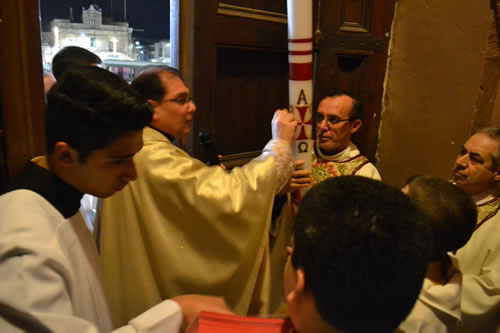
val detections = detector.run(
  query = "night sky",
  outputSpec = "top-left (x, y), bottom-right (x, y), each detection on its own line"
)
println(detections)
top-left (39, 0), bottom-right (170, 42)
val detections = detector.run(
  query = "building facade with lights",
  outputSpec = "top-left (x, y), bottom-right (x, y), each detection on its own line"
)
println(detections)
top-left (41, 4), bottom-right (133, 65)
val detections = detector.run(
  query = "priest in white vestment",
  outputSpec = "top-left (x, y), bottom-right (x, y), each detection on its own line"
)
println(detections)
top-left (452, 128), bottom-right (500, 333)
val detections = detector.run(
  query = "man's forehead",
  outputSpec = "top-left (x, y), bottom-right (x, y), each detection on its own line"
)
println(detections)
top-left (92, 131), bottom-right (143, 158)
top-left (465, 133), bottom-right (500, 157)
top-left (159, 72), bottom-right (187, 92)
top-left (318, 95), bottom-right (353, 116)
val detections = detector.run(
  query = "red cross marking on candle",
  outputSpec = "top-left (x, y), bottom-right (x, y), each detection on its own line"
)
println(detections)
top-left (295, 105), bottom-right (312, 140)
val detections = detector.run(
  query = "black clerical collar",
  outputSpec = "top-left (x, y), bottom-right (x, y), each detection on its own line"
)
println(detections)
top-left (149, 125), bottom-right (175, 142)
top-left (2, 159), bottom-right (83, 218)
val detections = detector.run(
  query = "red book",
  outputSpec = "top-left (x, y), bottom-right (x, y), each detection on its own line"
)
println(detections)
top-left (186, 311), bottom-right (294, 333)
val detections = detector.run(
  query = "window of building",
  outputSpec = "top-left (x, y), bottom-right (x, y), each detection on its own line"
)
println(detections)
top-left (90, 19), bottom-right (96, 29)
top-left (90, 38), bottom-right (96, 48)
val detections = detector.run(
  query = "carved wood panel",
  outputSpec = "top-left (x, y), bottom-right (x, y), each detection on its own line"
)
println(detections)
top-left (179, 0), bottom-right (288, 162)
top-left (214, 47), bottom-right (288, 154)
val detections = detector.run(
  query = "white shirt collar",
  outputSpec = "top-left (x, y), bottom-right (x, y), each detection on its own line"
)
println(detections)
top-left (316, 141), bottom-right (360, 162)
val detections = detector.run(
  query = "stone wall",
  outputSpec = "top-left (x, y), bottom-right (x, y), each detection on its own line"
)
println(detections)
top-left (377, 0), bottom-right (492, 186)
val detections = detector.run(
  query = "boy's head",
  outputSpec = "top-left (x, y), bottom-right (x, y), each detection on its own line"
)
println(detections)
top-left (45, 66), bottom-right (152, 198)
top-left (403, 175), bottom-right (477, 260)
top-left (285, 176), bottom-right (432, 333)
top-left (52, 46), bottom-right (102, 80)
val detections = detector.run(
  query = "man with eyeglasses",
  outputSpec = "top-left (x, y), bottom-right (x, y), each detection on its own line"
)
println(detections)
top-left (277, 90), bottom-right (380, 197)
top-left (311, 90), bottom-right (381, 182)
top-left (269, 90), bottom-right (381, 313)
top-left (97, 65), bottom-right (298, 326)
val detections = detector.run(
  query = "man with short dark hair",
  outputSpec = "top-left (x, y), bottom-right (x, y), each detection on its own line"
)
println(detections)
top-left (312, 90), bottom-right (372, 178)
top-left (284, 90), bottom-right (381, 193)
top-left (452, 128), bottom-right (500, 332)
top-left (400, 175), bottom-right (477, 332)
top-left (271, 90), bottom-right (382, 312)
top-left (0, 66), bottom-right (230, 332)
top-left (51, 45), bottom-right (104, 230)
top-left (98, 65), bottom-right (297, 325)
top-left (284, 176), bottom-right (432, 333)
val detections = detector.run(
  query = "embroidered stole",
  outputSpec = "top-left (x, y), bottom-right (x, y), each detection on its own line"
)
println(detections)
top-left (475, 196), bottom-right (500, 230)
top-left (311, 151), bottom-right (369, 185)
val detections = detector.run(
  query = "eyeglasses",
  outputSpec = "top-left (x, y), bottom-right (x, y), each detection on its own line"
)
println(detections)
top-left (161, 95), bottom-right (193, 106)
top-left (314, 112), bottom-right (355, 126)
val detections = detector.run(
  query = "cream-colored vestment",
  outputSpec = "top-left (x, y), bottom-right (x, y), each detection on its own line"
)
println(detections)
top-left (99, 127), bottom-right (293, 326)
top-left (456, 193), bottom-right (500, 333)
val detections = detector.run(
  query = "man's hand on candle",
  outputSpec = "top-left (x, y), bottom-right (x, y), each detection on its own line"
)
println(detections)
top-left (272, 109), bottom-right (298, 145)
top-left (277, 159), bottom-right (313, 196)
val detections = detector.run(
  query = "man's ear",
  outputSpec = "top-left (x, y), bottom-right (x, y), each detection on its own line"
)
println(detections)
top-left (285, 268), bottom-right (306, 304)
top-left (351, 119), bottom-right (362, 134)
top-left (494, 170), bottom-right (500, 183)
top-left (53, 142), bottom-right (78, 166)
top-left (147, 99), bottom-right (161, 123)
top-left (493, 172), bottom-right (500, 197)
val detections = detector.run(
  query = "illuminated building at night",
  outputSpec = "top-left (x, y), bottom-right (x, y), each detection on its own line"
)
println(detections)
top-left (41, 4), bottom-right (133, 64)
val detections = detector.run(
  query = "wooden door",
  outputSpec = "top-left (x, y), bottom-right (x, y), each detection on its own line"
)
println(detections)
top-left (0, 0), bottom-right (46, 185)
top-left (175, 0), bottom-right (396, 165)
top-left (174, 0), bottom-right (289, 167)
top-left (315, 0), bottom-right (396, 162)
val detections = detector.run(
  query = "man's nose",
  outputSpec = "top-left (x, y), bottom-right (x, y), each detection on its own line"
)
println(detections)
top-left (189, 100), bottom-right (196, 113)
top-left (455, 154), bottom-right (468, 168)
top-left (317, 117), bottom-right (328, 130)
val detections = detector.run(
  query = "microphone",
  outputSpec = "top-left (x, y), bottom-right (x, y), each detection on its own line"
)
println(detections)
top-left (199, 131), bottom-right (220, 166)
